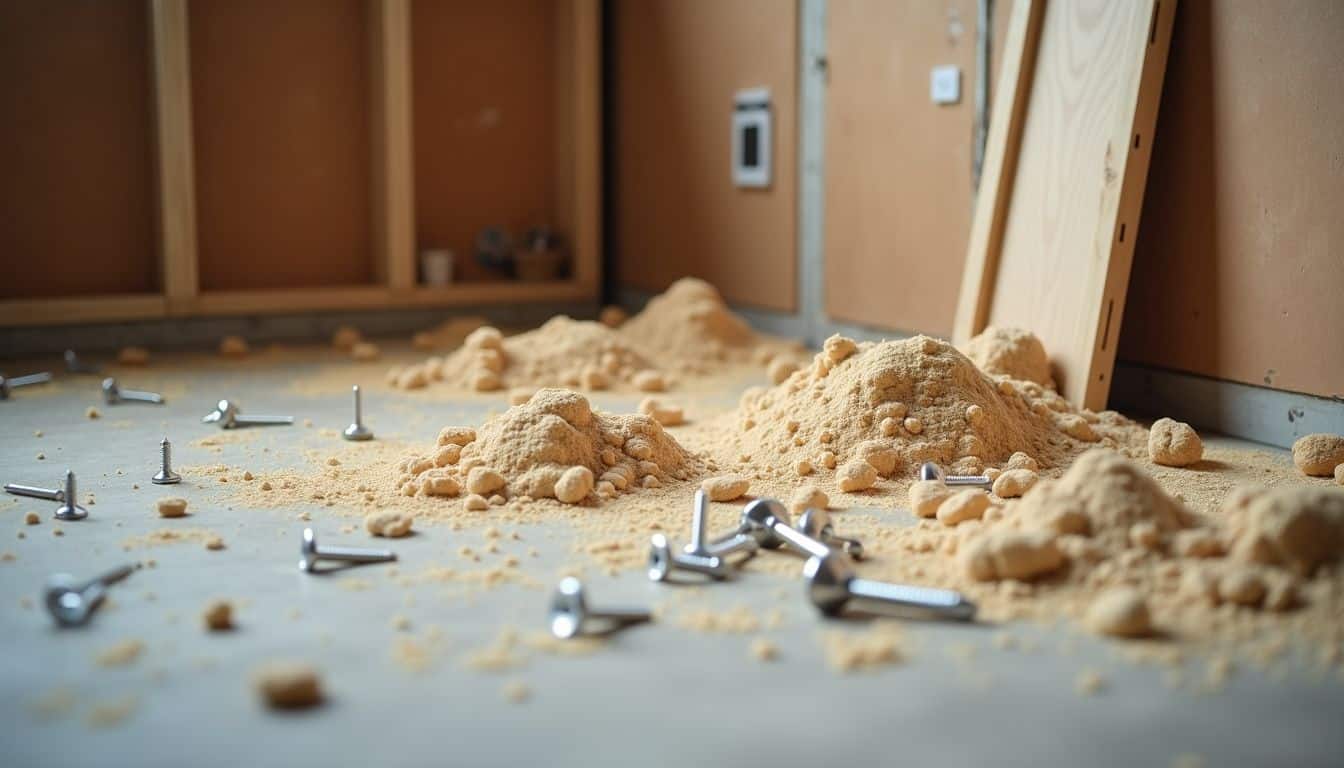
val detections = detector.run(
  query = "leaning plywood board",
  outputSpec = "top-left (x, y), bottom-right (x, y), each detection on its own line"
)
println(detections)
top-left (953, 0), bottom-right (1176, 411)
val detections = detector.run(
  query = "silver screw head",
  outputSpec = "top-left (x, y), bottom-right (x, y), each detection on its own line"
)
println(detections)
top-left (343, 424), bottom-right (373, 441)
top-left (919, 461), bottom-right (944, 482)
top-left (549, 577), bottom-right (589, 639)
top-left (299, 527), bottom-right (321, 572)
top-left (803, 552), bottom-right (859, 615)
top-left (101, 378), bottom-right (121, 404)
top-left (44, 564), bottom-right (135, 627)
top-left (647, 533), bottom-right (727, 582)
top-left (54, 470), bottom-right (87, 521)
top-left (0, 376), bottom-right (10, 399)
top-left (152, 437), bottom-right (180, 485)
top-left (741, 498), bottom-right (791, 548)
top-left (798, 508), bottom-right (865, 560)
top-left (203, 399), bottom-right (239, 428)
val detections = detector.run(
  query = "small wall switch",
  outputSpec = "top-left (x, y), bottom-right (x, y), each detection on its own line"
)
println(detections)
top-left (732, 87), bottom-right (772, 188)
top-left (930, 65), bottom-right (961, 105)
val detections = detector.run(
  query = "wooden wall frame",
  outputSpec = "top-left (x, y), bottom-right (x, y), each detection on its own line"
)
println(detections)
top-left (953, 0), bottom-right (1176, 411)
top-left (0, 0), bottom-right (601, 327)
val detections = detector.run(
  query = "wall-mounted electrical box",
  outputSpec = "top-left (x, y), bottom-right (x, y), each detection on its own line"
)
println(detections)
top-left (732, 87), bottom-right (772, 188)
top-left (930, 65), bottom-right (961, 105)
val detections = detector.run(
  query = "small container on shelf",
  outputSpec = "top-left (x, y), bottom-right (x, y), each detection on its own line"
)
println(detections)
top-left (419, 248), bottom-right (454, 285)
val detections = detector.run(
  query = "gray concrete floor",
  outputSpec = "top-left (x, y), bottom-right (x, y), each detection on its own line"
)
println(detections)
top-left (1, 347), bottom-right (1341, 767)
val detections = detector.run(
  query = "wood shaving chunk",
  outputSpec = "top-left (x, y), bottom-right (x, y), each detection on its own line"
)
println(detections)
top-left (555, 466), bottom-right (595, 504)
top-left (1148, 418), bottom-right (1204, 467)
top-left (853, 440), bottom-right (899, 476)
top-left (795, 459), bottom-right (814, 477)
top-left (1085, 588), bottom-right (1153, 637)
top-left (962, 531), bottom-right (1064, 581)
top-left (86, 406), bottom-right (101, 420)
top-left (422, 474), bottom-right (461, 497)
top-left (632, 370), bottom-right (667, 392)
top-left (909, 480), bottom-right (953, 518)
top-left (464, 494), bottom-right (490, 511)
top-left (202, 599), bottom-right (233, 631)
top-left (253, 662), bottom-right (323, 710)
top-left (790, 485), bottom-right (829, 515)
top-left (903, 417), bottom-right (923, 435)
top-left (1006, 452), bottom-right (1039, 472)
top-left (156, 497), bottom-right (188, 518)
top-left (366, 511), bottom-right (414, 538)
top-left (24, 512), bottom-right (39, 525)
top-left (749, 638), bottom-right (780, 662)
top-left (702, 475), bottom-right (750, 502)
top-left (992, 468), bottom-right (1039, 499)
top-left (638, 397), bottom-right (685, 426)
top-left (467, 467), bottom-right (507, 496)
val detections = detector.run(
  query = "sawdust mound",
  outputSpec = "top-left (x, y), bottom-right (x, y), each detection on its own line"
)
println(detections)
top-left (960, 326), bottom-right (1055, 389)
top-left (390, 316), bottom-right (664, 393)
top-left (398, 388), bottom-right (701, 503)
top-left (619, 277), bottom-right (804, 373)
top-left (729, 334), bottom-right (1146, 483)
top-left (1222, 484), bottom-right (1344, 575)
top-left (1014, 449), bottom-right (1193, 545)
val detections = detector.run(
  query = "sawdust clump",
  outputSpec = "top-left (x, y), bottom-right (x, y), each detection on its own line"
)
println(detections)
top-left (727, 335), bottom-right (1145, 490)
top-left (960, 326), bottom-right (1054, 388)
top-left (1149, 417), bottom-right (1203, 467)
top-left (398, 388), bottom-right (700, 504)
top-left (1222, 484), bottom-right (1344, 574)
top-left (1292, 433), bottom-right (1344, 477)
top-left (253, 662), bottom-right (324, 709)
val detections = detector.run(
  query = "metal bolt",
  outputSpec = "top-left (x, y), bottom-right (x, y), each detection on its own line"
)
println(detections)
top-left (202, 399), bottom-right (294, 429)
top-left (684, 489), bottom-right (761, 560)
top-left (342, 385), bottom-right (373, 441)
top-left (919, 461), bottom-right (992, 490)
top-left (102, 377), bottom-right (164, 405)
top-left (797, 507), bottom-right (865, 560)
top-left (298, 527), bottom-right (396, 573)
top-left (152, 437), bottom-right (181, 485)
top-left (739, 498), bottom-right (832, 559)
top-left (64, 349), bottom-right (100, 374)
top-left (54, 470), bottom-right (87, 521)
top-left (0, 371), bottom-right (52, 400)
top-left (45, 563), bottom-right (136, 627)
top-left (648, 533), bottom-right (729, 582)
top-left (804, 552), bottom-right (977, 621)
top-left (5, 481), bottom-right (64, 502)
top-left (548, 576), bottom-right (651, 639)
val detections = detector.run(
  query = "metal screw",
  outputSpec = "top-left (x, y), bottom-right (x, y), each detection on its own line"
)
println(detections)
top-left (64, 349), bottom-right (100, 374)
top-left (684, 489), bottom-right (761, 560)
top-left (342, 385), bottom-right (373, 441)
top-left (919, 461), bottom-right (992, 490)
top-left (54, 470), bottom-right (87, 521)
top-left (797, 508), bottom-right (865, 560)
top-left (45, 563), bottom-right (136, 627)
top-left (5, 480), bottom-right (63, 502)
top-left (298, 527), bottom-right (396, 573)
top-left (202, 399), bottom-right (294, 429)
top-left (739, 498), bottom-right (832, 559)
top-left (648, 533), bottom-right (729, 582)
top-left (548, 576), bottom-right (651, 639)
top-left (0, 371), bottom-right (52, 400)
top-left (804, 552), bottom-right (977, 621)
top-left (153, 437), bottom-right (181, 485)
top-left (102, 377), bottom-right (164, 405)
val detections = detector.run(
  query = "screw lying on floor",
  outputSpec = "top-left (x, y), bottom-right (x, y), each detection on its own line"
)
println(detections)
top-left (5, 481), bottom-right (64, 502)
top-left (804, 551), bottom-right (977, 621)
top-left (202, 399), bottom-right (294, 429)
top-left (64, 349), bottom-right (100, 374)
top-left (683, 489), bottom-right (759, 560)
top-left (342, 385), bottom-right (373, 441)
top-left (298, 527), bottom-right (396, 573)
top-left (0, 371), bottom-right (53, 400)
top-left (45, 563), bottom-right (137, 627)
top-left (548, 576), bottom-right (651, 640)
top-left (919, 461), bottom-right (993, 490)
top-left (102, 377), bottom-right (164, 405)
top-left (648, 533), bottom-right (729, 582)
top-left (54, 470), bottom-right (87, 521)
top-left (797, 508), bottom-right (865, 560)
top-left (739, 498), bottom-right (832, 559)
top-left (152, 437), bottom-right (181, 485)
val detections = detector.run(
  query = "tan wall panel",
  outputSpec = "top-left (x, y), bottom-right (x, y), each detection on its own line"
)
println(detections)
top-left (613, 0), bottom-right (797, 312)
top-left (411, 0), bottom-right (557, 283)
top-left (190, 0), bottom-right (374, 292)
top-left (823, 0), bottom-right (980, 337)
top-left (0, 1), bottom-right (157, 299)
top-left (1119, 0), bottom-right (1344, 398)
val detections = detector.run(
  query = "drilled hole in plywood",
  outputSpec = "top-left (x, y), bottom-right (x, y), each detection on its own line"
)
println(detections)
top-left (1133, 133), bottom-right (1141, 150)
top-left (1119, 223), bottom-right (1127, 243)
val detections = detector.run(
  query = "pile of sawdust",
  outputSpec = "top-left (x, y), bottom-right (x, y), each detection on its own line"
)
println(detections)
top-left (387, 317), bottom-right (667, 393)
top-left (394, 388), bottom-right (704, 506)
top-left (723, 333), bottom-right (1146, 490)
top-left (959, 326), bottom-right (1055, 388)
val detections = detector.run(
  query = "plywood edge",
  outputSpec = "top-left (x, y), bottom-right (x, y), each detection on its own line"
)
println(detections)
top-left (952, 0), bottom-right (1043, 346)
top-left (1078, 0), bottom-right (1177, 411)
top-left (150, 0), bottom-right (198, 301)
top-left (570, 0), bottom-right (602, 299)
top-left (370, 0), bottom-right (415, 290)
top-left (0, 295), bottom-right (168, 328)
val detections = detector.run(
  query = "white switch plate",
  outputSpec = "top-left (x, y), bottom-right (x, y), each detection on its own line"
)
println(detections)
top-left (930, 65), bottom-right (961, 105)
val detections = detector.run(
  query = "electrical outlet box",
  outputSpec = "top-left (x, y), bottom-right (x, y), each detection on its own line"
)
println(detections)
top-left (732, 87), bottom-right (772, 188)
top-left (930, 65), bottom-right (961, 105)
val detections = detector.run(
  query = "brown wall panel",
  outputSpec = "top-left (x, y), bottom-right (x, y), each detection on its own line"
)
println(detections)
top-left (1119, 0), bottom-right (1344, 398)
top-left (823, 0), bottom-right (983, 337)
top-left (0, 0), bottom-right (157, 299)
top-left (190, 0), bottom-right (374, 292)
top-left (613, 0), bottom-right (798, 312)
top-left (411, 0), bottom-right (557, 283)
